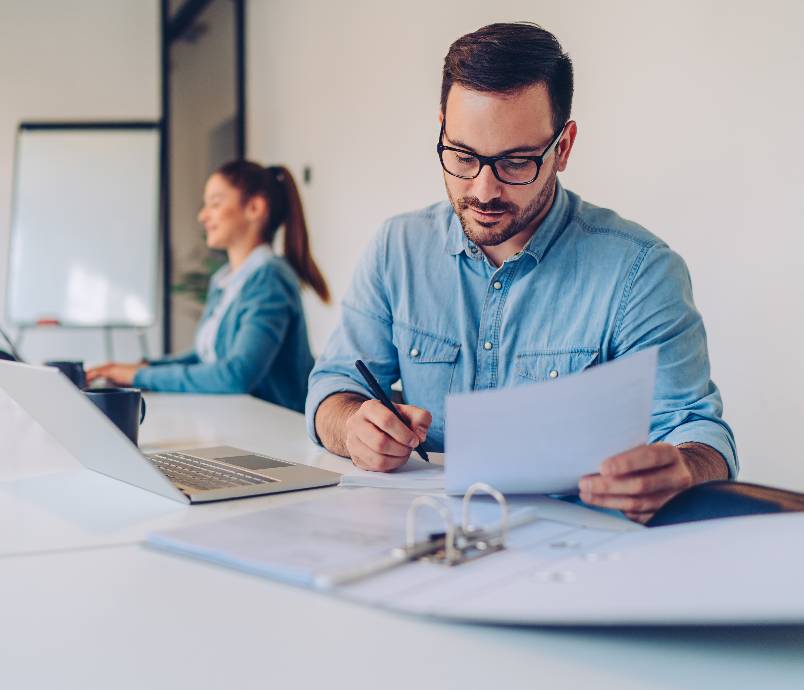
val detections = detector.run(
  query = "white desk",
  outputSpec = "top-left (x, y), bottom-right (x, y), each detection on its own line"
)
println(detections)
top-left (1, 389), bottom-right (803, 689)
top-left (0, 391), bottom-right (347, 557)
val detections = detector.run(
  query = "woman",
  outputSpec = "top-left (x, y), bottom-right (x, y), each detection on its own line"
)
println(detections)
top-left (86, 161), bottom-right (329, 413)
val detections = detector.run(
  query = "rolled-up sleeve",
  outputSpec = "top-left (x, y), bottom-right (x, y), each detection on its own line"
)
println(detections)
top-left (145, 350), bottom-right (200, 367)
top-left (305, 224), bottom-right (400, 444)
top-left (612, 243), bottom-right (738, 476)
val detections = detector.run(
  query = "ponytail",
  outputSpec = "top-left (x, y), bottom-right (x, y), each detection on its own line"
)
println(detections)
top-left (216, 160), bottom-right (331, 303)
top-left (266, 166), bottom-right (330, 303)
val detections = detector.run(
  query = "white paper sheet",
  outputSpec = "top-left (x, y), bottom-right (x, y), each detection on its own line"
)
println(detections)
top-left (339, 454), bottom-right (445, 491)
top-left (445, 348), bottom-right (657, 495)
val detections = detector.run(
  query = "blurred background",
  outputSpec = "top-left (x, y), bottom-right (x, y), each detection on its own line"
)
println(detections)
top-left (0, 0), bottom-right (801, 489)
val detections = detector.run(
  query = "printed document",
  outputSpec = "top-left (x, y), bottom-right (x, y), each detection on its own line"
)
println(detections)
top-left (445, 348), bottom-right (657, 494)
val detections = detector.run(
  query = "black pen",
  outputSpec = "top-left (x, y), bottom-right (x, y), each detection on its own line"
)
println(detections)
top-left (354, 359), bottom-right (430, 463)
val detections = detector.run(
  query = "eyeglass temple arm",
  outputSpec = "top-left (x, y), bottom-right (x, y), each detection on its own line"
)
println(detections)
top-left (541, 123), bottom-right (567, 160)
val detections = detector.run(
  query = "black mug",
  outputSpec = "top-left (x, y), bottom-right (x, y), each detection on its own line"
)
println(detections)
top-left (45, 360), bottom-right (87, 389)
top-left (83, 387), bottom-right (147, 446)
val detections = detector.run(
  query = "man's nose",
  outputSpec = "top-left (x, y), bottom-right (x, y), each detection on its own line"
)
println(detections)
top-left (470, 163), bottom-right (502, 203)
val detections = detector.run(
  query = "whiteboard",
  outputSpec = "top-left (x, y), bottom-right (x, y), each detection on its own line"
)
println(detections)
top-left (6, 125), bottom-right (160, 327)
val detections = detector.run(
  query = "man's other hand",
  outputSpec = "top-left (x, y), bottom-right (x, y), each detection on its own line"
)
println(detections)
top-left (579, 442), bottom-right (728, 523)
top-left (345, 399), bottom-right (432, 472)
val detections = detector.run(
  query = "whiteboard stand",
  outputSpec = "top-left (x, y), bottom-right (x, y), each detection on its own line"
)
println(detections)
top-left (15, 325), bottom-right (150, 364)
top-left (137, 328), bottom-right (151, 362)
top-left (103, 327), bottom-right (114, 361)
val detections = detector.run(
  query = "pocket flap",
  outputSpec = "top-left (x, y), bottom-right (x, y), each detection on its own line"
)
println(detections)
top-left (393, 325), bottom-right (460, 364)
top-left (516, 348), bottom-right (599, 382)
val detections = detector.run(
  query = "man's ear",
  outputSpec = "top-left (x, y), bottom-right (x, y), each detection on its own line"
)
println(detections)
top-left (438, 110), bottom-right (444, 126)
top-left (556, 120), bottom-right (578, 173)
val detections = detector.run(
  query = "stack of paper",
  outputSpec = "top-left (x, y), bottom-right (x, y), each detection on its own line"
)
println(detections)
top-left (339, 453), bottom-right (444, 491)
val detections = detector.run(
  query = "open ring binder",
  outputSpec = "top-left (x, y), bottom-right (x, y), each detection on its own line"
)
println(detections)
top-left (148, 478), bottom-right (804, 625)
top-left (318, 482), bottom-right (516, 588)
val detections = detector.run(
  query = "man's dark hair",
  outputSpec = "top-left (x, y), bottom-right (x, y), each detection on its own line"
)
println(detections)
top-left (440, 22), bottom-right (574, 131)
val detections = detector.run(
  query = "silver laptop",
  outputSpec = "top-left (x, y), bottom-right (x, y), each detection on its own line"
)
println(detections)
top-left (0, 360), bottom-right (340, 504)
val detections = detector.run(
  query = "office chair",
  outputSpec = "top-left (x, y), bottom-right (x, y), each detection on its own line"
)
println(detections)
top-left (647, 480), bottom-right (804, 527)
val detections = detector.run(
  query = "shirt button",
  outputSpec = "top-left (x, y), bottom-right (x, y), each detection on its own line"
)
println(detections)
top-left (493, 281), bottom-right (502, 290)
top-left (549, 369), bottom-right (559, 379)
top-left (484, 341), bottom-right (493, 351)
top-left (410, 348), bottom-right (420, 358)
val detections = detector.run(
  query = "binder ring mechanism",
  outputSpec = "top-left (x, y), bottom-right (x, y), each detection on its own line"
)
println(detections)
top-left (316, 483), bottom-right (513, 589)
top-left (402, 482), bottom-right (509, 566)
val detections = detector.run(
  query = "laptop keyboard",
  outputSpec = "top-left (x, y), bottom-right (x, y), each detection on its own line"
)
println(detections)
top-left (148, 451), bottom-right (276, 491)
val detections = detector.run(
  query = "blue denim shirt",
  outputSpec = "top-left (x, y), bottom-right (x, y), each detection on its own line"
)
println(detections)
top-left (135, 256), bottom-right (314, 412)
top-left (306, 182), bottom-right (737, 476)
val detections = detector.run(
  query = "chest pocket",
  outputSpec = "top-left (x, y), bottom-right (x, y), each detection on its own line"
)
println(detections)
top-left (392, 324), bottom-right (460, 436)
top-left (515, 348), bottom-right (599, 383)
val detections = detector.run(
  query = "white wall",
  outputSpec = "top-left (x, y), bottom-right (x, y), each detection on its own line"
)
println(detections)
top-left (248, 0), bottom-right (804, 489)
top-left (0, 0), bottom-right (160, 364)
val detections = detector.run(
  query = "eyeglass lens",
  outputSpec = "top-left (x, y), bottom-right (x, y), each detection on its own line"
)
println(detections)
top-left (440, 149), bottom-right (539, 184)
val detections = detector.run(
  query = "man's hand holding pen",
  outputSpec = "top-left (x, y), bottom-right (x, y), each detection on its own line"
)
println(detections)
top-left (345, 399), bottom-right (432, 472)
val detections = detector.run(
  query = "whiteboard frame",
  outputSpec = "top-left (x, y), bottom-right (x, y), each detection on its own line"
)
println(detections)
top-left (5, 121), bottom-right (162, 329)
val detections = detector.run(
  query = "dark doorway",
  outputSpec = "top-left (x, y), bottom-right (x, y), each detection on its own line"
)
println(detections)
top-left (161, 0), bottom-right (245, 353)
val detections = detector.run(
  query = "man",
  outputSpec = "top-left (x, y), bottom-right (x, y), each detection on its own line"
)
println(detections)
top-left (306, 22), bottom-right (736, 522)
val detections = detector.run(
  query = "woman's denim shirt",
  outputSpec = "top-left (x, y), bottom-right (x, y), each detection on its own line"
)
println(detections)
top-left (135, 256), bottom-right (313, 413)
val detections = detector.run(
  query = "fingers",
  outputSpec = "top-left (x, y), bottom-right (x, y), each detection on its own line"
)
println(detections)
top-left (348, 435), bottom-right (409, 472)
top-left (360, 400), bottom-right (421, 448)
top-left (90, 368), bottom-right (120, 385)
top-left (623, 511), bottom-right (654, 525)
top-left (346, 400), bottom-right (419, 472)
top-left (395, 403), bottom-right (432, 442)
top-left (358, 415), bottom-right (416, 457)
top-left (579, 466), bottom-right (687, 497)
top-left (580, 488), bottom-right (678, 515)
top-left (85, 364), bottom-right (111, 383)
top-left (86, 363), bottom-right (141, 386)
top-left (579, 444), bottom-right (694, 522)
top-left (346, 400), bottom-right (434, 472)
top-left (600, 443), bottom-right (677, 477)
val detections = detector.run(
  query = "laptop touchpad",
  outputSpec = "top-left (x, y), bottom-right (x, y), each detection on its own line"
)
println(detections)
top-left (218, 454), bottom-right (294, 471)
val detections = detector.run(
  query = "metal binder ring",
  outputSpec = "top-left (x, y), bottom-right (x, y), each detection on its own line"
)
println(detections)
top-left (462, 482), bottom-right (509, 543)
top-left (405, 495), bottom-right (458, 562)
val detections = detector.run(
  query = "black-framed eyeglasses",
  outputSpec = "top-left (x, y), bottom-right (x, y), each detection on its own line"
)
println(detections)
top-left (436, 120), bottom-right (566, 185)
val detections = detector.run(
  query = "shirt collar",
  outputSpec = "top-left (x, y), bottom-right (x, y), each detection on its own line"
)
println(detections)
top-left (443, 211), bottom-right (466, 256)
top-left (443, 180), bottom-right (570, 264)
top-left (211, 243), bottom-right (274, 290)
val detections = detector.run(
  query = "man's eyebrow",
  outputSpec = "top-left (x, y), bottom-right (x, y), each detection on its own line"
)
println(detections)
top-left (444, 134), bottom-right (543, 157)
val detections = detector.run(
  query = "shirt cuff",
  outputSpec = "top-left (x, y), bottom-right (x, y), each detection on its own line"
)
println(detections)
top-left (133, 366), bottom-right (159, 390)
top-left (304, 376), bottom-right (372, 445)
top-left (660, 420), bottom-right (738, 478)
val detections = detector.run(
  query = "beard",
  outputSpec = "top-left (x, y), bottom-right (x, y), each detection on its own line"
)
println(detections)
top-left (447, 159), bottom-right (558, 248)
